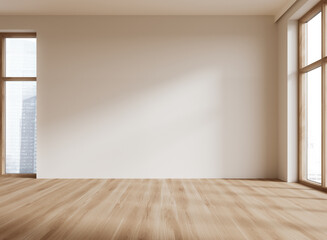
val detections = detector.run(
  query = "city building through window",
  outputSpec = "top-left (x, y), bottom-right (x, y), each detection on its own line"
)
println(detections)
top-left (0, 33), bottom-right (37, 175)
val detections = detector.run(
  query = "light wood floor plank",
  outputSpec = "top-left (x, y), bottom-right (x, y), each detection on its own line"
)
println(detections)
top-left (1, 179), bottom-right (327, 240)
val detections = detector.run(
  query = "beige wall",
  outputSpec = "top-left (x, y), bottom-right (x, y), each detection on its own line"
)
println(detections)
top-left (0, 16), bottom-right (278, 178)
top-left (277, 18), bottom-right (288, 181)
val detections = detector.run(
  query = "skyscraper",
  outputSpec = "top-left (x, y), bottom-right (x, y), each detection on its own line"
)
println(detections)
top-left (19, 93), bottom-right (37, 174)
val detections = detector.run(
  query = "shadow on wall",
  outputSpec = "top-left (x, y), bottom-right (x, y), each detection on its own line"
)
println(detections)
top-left (36, 16), bottom-right (278, 178)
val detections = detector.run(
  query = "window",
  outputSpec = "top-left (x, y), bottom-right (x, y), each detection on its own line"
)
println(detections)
top-left (306, 67), bottom-right (322, 183)
top-left (299, 2), bottom-right (327, 188)
top-left (0, 33), bottom-right (37, 176)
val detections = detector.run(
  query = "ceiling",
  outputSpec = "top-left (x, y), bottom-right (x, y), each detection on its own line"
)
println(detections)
top-left (0, 0), bottom-right (296, 18)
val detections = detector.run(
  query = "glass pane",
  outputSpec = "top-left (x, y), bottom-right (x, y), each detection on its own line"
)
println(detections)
top-left (306, 12), bottom-right (322, 66)
top-left (5, 38), bottom-right (36, 77)
top-left (306, 67), bottom-right (321, 183)
top-left (6, 82), bottom-right (37, 174)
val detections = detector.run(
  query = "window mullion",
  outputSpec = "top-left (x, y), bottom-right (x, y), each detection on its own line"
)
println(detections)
top-left (0, 36), bottom-right (4, 175)
top-left (322, 3), bottom-right (327, 188)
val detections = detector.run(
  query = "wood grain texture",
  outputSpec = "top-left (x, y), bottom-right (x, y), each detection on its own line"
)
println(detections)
top-left (0, 33), bottom-right (36, 38)
top-left (1, 178), bottom-right (327, 240)
top-left (299, 1), bottom-right (322, 23)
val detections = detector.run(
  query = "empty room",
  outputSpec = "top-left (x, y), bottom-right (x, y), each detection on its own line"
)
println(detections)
top-left (1, 0), bottom-right (327, 239)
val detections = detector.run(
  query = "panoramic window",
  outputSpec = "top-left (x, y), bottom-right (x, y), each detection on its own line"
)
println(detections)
top-left (0, 34), bottom-right (37, 175)
top-left (299, 2), bottom-right (326, 188)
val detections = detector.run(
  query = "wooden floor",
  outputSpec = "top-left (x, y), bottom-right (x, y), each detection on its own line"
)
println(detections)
top-left (1, 179), bottom-right (327, 240)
